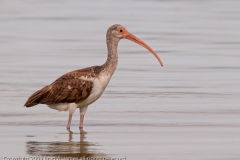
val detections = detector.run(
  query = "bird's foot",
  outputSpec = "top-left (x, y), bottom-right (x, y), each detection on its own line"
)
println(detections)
top-left (67, 128), bottom-right (73, 134)
top-left (79, 127), bottom-right (87, 134)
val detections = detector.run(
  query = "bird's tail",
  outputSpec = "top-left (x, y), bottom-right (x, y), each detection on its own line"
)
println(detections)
top-left (24, 86), bottom-right (49, 107)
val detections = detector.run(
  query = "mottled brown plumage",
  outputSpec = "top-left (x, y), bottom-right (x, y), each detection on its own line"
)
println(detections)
top-left (24, 66), bottom-right (102, 107)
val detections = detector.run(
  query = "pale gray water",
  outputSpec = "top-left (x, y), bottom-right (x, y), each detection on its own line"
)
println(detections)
top-left (0, 0), bottom-right (240, 160)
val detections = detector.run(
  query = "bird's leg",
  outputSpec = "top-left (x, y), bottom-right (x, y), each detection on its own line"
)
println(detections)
top-left (66, 103), bottom-right (77, 130)
top-left (67, 114), bottom-right (72, 129)
top-left (79, 105), bottom-right (88, 128)
top-left (80, 115), bottom-right (84, 128)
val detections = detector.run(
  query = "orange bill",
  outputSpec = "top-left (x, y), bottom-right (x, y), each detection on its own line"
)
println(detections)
top-left (122, 30), bottom-right (163, 67)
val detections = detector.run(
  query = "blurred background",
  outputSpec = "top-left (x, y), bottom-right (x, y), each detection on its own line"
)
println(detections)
top-left (0, 0), bottom-right (240, 159)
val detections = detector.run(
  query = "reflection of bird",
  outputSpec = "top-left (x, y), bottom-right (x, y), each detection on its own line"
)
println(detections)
top-left (26, 128), bottom-right (106, 157)
top-left (24, 24), bottom-right (163, 129)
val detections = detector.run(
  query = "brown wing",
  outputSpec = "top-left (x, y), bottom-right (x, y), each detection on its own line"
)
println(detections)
top-left (24, 67), bottom-right (98, 107)
top-left (41, 77), bottom-right (93, 105)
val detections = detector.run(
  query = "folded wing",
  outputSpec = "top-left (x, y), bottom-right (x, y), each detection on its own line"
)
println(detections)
top-left (24, 69), bottom-right (95, 107)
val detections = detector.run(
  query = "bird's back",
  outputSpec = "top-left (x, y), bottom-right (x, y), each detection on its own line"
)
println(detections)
top-left (24, 66), bottom-right (103, 107)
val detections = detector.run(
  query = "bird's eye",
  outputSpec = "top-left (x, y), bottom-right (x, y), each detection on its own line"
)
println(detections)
top-left (120, 29), bottom-right (123, 32)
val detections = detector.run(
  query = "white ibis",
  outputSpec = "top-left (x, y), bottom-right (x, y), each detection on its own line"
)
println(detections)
top-left (24, 24), bottom-right (163, 129)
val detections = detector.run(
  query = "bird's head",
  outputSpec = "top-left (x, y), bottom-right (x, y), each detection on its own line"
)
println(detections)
top-left (107, 24), bottom-right (163, 67)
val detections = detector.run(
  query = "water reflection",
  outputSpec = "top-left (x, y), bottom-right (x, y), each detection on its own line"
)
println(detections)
top-left (26, 129), bottom-right (106, 157)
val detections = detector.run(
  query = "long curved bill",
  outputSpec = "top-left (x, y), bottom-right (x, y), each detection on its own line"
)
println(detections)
top-left (123, 31), bottom-right (163, 67)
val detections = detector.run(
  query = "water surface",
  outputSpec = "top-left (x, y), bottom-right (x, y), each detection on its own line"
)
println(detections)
top-left (0, 0), bottom-right (240, 160)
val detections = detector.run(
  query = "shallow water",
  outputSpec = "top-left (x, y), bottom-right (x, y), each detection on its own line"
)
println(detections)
top-left (1, 0), bottom-right (240, 160)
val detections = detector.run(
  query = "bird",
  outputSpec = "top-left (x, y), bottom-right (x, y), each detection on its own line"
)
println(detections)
top-left (24, 24), bottom-right (164, 130)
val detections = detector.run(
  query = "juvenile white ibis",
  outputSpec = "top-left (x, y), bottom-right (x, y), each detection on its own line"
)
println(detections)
top-left (24, 24), bottom-right (163, 129)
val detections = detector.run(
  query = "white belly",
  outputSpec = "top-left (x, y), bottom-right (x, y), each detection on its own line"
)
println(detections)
top-left (78, 74), bottom-right (112, 107)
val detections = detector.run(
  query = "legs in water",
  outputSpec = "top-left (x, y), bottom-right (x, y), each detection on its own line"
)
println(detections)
top-left (65, 104), bottom-right (88, 130)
